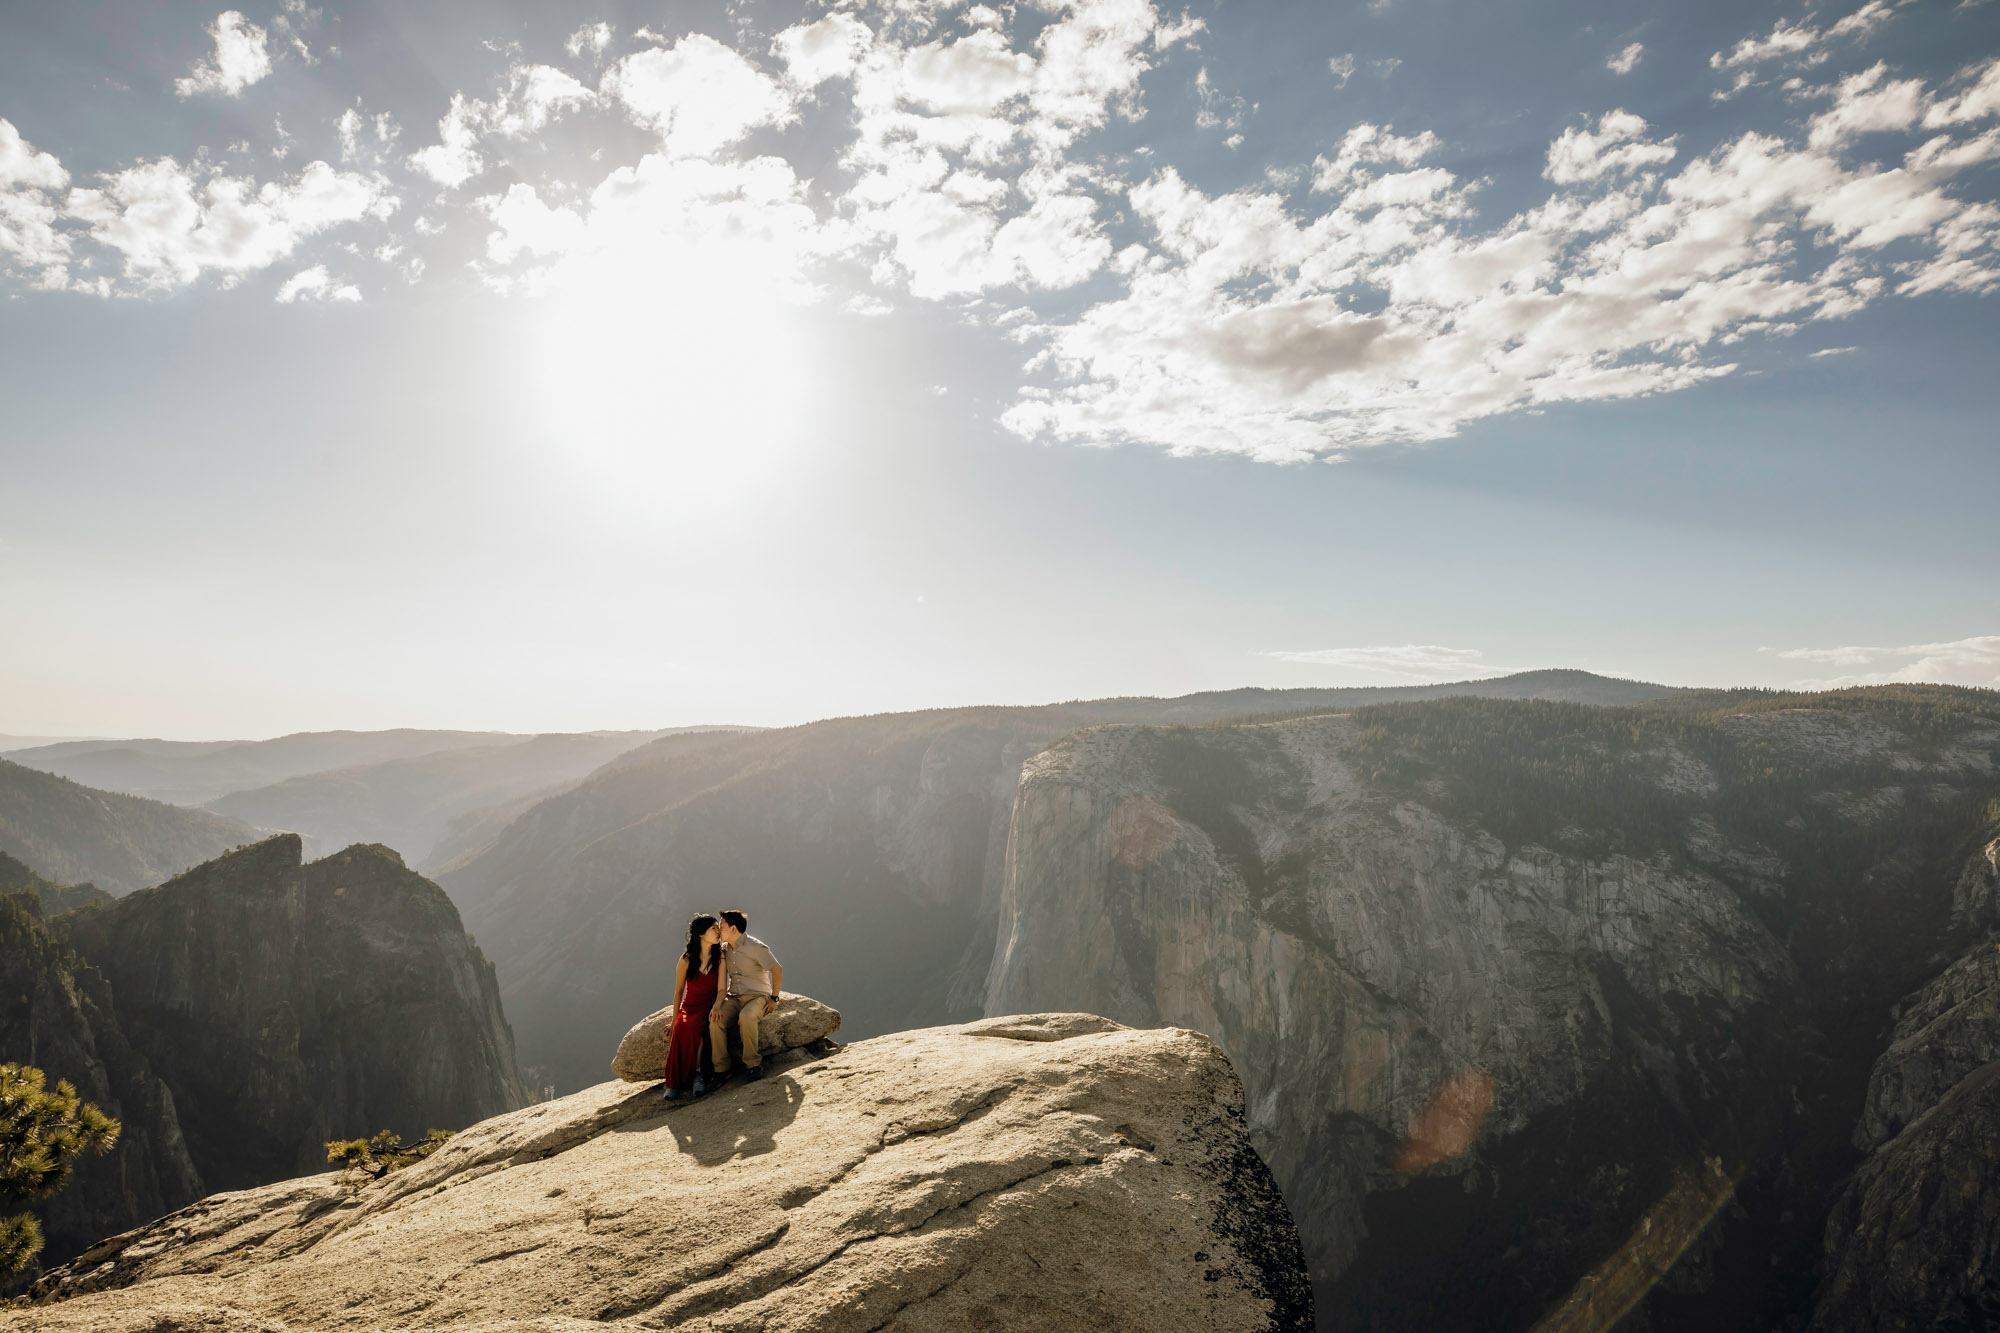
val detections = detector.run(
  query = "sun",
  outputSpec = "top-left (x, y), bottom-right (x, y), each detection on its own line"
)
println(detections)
top-left (522, 236), bottom-right (825, 515)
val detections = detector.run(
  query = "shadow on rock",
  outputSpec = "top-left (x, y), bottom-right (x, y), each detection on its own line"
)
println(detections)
top-left (659, 1062), bottom-right (810, 1166)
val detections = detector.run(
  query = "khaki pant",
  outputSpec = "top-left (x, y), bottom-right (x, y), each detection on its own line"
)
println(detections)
top-left (709, 992), bottom-right (770, 1073)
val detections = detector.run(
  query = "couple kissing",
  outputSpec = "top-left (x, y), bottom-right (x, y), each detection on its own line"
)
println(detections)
top-left (661, 909), bottom-right (784, 1101)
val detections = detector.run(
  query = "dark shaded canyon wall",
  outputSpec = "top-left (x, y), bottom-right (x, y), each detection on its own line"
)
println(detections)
top-left (981, 699), bottom-right (2000, 1330)
top-left (61, 835), bottom-right (529, 1193)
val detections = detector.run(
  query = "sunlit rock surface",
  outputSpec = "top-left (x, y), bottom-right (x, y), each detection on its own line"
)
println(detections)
top-left (21, 1016), bottom-right (1313, 1333)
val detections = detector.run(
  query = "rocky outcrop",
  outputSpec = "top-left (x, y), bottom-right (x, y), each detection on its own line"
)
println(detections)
top-left (56, 835), bottom-right (531, 1194)
top-left (0, 834), bottom-right (533, 1267)
top-left (610, 993), bottom-right (842, 1080)
top-left (21, 1016), bottom-right (1314, 1333)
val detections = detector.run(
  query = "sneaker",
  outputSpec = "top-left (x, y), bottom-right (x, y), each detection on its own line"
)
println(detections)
top-left (745, 1064), bottom-right (766, 1082)
top-left (661, 1085), bottom-right (679, 1102)
top-left (691, 1076), bottom-right (711, 1096)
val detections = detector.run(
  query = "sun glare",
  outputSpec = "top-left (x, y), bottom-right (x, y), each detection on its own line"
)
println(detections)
top-left (525, 244), bottom-right (824, 516)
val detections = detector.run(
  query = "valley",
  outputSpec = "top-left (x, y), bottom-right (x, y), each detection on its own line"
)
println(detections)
top-left (3, 674), bottom-right (1996, 1328)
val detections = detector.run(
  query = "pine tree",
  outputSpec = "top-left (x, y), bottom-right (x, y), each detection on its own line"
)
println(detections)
top-left (324, 1128), bottom-right (453, 1184)
top-left (0, 1063), bottom-right (119, 1277)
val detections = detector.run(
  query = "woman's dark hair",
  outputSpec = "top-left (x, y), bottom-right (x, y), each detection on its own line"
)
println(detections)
top-left (682, 913), bottom-right (720, 973)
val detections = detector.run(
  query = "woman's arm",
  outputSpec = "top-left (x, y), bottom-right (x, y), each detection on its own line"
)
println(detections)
top-left (672, 955), bottom-right (689, 1014)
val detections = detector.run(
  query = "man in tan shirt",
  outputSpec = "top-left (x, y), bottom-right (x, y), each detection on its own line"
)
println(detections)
top-left (710, 909), bottom-right (783, 1081)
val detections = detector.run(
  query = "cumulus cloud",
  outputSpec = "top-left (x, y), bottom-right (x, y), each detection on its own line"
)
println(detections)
top-left (67, 158), bottom-right (395, 289)
top-left (566, 22), bottom-right (613, 60)
top-left (0, 120), bottom-right (71, 285)
top-left (1607, 42), bottom-right (1644, 75)
top-left (1263, 645), bottom-right (1510, 681)
top-left (1709, 0), bottom-right (1900, 99)
top-left (274, 263), bottom-right (359, 302)
top-left (823, 0), bottom-right (1198, 298)
top-left (1000, 47), bottom-right (2000, 461)
top-left (606, 34), bottom-right (794, 157)
top-left (408, 94), bottom-right (486, 187)
top-left (8, 0), bottom-right (2000, 462)
top-left (1543, 110), bottom-right (1676, 183)
top-left (175, 11), bottom-right (273, 98)
top-left (1776, 636), bottom-right (2000, 688)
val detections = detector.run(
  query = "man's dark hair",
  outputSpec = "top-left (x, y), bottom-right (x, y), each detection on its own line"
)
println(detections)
top-left (720, 909), bottom-right (748, 932)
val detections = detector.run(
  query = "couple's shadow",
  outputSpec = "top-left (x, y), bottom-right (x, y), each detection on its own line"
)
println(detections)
top-left (648, 1060), bottom-right (809, 1167)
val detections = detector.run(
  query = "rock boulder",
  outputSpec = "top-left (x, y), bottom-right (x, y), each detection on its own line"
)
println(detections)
top-left (23, 1015), bottom-right (1313, 1332)
top-left (610, 993), bottom-right (841, 1081)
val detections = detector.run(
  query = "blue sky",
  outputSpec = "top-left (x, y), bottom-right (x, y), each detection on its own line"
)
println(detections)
top-left (1, 0), bottom-right (1997, 737)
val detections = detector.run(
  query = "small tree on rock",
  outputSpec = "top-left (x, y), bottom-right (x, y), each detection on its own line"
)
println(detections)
top-left (325, 1128), bottom-right (453, 1185)
top-left (0, 1063), bottom-right (119, 1277)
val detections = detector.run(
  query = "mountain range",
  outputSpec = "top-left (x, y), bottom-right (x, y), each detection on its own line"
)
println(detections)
top-left (8, 669), bottom-right (1997, 1327)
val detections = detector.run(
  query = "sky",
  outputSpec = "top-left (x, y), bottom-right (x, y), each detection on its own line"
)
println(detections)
top-left (1, 0), bottom-right (1997, 738)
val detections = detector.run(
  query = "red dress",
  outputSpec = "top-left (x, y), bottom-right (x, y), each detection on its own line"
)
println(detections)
top-left (662, 963), bottom-right (719, 1093)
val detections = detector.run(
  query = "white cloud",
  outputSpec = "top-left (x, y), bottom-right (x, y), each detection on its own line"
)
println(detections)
top-left (1194, 67), bottom-right (1247, 143)
top-left (1312, 123), bottom-right (1440, 190)
top-left (0, 119), bottom-right (66, 193)
top-left (566, 22), bottom-right (613, 60)
top-left (605, 35), bottom-right (795, 158)
top-left (175, 11), bottom-right (273, 99)
top-left (1544, 110), bottom-right (1676, 183)
top-left (408, 93), bottom-right (485, 187)
top-left (1709, 1), bottom-right (1899, 99)
top-left (1263, 644), bottom-right (1509, 681)
top-left (1779, 636), bottom-right (2000, 688)
top-left (774, 14), bottom-right (874, 87)
top-left (0, 119), bottom-right (71, 285)
top-left (1000, 48), bottom-right (2000, 461)
top-left (274, 263), bottom-right (359, 302)
top-left (1607, 42), bottom-right (1644, 75)
top-left (67, 158), bottom-right (395, 290)
top-left (806, 0), bottom-right (1201, 298)
top-left (1810, 345), bottom-right (1857, 356)
top-left (1329, 54), bottom-right (1355, 88)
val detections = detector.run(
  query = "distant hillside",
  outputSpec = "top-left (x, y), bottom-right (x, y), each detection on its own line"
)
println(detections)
top-left (204, 730), bottom-right (711, 868)
top-left (0, 761), bottom-right (256, 896)
top-left (0, 849), bottom-right (111, 915)
top-left (2, 729), bottom-right (530, 805)
top-left (1063, 668), bottom-right (1680, 724)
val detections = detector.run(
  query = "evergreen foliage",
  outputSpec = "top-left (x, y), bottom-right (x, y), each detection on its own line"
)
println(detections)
top-left (325, 1128), bottom-right (453, 1184)
top-left (0, 1063), bottom-right (119, 1276)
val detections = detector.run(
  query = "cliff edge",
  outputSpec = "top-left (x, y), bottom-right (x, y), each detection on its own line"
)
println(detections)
top-left (20, 1015), bottom-right (1313, 1332)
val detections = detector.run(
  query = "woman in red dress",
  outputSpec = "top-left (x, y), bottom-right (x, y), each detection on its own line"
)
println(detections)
top-left (662, 913), bottom-right (723, 1101)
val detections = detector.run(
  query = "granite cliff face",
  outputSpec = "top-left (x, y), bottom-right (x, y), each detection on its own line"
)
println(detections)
top-left (1, 834), bottom-right (531, 1265)
top-left (59, 835), bottom-right (530, 1192)
top-left (981, 694), bottom-right (2000, 1328)
top-left (21, 1016), bottom-right (1313, 1333)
